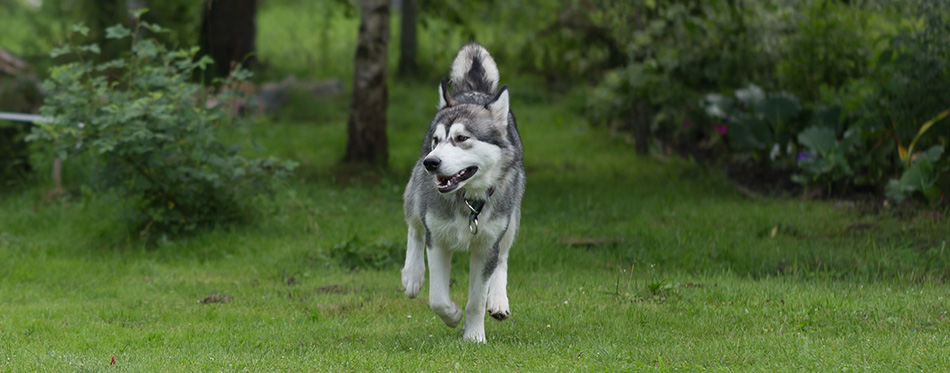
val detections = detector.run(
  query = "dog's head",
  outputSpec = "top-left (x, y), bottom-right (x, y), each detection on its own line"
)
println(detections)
top-left (421, 80), bottom-right (511, 194)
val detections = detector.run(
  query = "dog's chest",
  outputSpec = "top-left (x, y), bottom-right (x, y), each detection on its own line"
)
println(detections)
top-left (427, 209), bottom-right (506, 252)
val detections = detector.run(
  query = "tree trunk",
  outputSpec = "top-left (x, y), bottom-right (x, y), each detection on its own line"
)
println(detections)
top-left (398, 0), bottom-right (418, 77)
top-left (344, 0), bottom-right (391, 166)
top-left (631, 8), bottom-right (650, 156)
top-left (199, 0), bottom-right (257, 79)
top-left (632, 100), bottom-right (650, 155)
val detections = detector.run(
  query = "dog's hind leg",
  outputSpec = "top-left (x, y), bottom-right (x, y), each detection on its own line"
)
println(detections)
top-left (427, 244), bottom-right (463, 328)
top-left (487, 212), bottom-right (518, 321)
top-left (401, 224), bottom-right (426, 298)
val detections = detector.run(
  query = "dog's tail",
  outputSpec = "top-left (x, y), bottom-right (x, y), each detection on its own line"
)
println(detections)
top-left (449, 43), bottom-right (499, 94)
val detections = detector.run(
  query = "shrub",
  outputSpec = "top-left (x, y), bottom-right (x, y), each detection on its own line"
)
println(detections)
top-left (591, 0), bottom-right (946, 203)
top-left (27, 15), bottom-right (296, 238)
top-left (885, 110), bottom-right (950, 203)
top-left (586, 0), bottom-right (777, 153)
top-left (701, 83), bottom-right (898, 195)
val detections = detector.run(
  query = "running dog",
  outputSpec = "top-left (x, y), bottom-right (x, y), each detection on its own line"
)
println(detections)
top-left (401, 43), bottom-right (525, 343)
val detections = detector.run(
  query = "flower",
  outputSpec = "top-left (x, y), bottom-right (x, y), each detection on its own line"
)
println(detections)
top-left (797, 152), bottom-right (811, 162)
top-left (715, 124), bottom-right (728, 135)
top-left (682, 119), bottom-right (693, 129)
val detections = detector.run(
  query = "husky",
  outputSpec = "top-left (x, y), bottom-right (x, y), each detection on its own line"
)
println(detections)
top-left (401, 43), bottom-right (525, 343)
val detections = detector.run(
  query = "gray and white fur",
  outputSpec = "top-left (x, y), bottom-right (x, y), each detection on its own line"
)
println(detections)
top-left (401, 43), bottom-right (525, 343)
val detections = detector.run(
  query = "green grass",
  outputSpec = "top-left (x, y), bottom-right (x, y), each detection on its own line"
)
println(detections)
top-left (2, 2), bottom-right (950, 371)
top-left (1, 79), bottom-right (948, 370)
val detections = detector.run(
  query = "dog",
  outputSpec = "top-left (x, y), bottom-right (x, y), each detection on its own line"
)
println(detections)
top-left (401, 43), bottom-right (525, 343)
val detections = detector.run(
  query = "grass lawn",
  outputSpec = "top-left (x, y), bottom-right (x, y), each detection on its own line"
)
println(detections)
top-left (1, 78), bottom-right (949, 370)
top-left (2, 3), bottom-right (950, 371)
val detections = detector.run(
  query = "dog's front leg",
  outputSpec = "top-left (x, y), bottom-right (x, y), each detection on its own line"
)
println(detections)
top-left (427, 244), bottom-right (462, 328)
top-left (462, 247), bottom-right (492, 343)
top-left (401, 225), bottom-right (426, 298)
top-left (487, 213), bottom-right (518, 320)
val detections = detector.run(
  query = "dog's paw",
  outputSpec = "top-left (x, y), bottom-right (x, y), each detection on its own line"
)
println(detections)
top-left (489, 309), bottom-right (510, 321)
top-left (486, 294), bottom-right (509, 321)
top-left (401, 266), bottom-right (425, 298)
top-left (462, 324), bottom-right (486, 343)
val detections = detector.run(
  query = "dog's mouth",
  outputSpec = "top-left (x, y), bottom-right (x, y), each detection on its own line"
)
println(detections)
top-left (435, 166), bottom-right (478, 193)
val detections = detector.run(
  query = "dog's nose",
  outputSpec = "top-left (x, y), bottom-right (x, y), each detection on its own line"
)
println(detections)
top-left (423, 157), bottom-right (441, 172)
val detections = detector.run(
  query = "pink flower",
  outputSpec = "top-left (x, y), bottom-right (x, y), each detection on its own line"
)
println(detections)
top-left (715, 124), bottom-right (728, 135)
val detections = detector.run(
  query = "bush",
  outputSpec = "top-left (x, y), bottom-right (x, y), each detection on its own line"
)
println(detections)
top-left (27, 15), bottom-right (296, 238)
top-left (586, 0), bottom-right (776, 153)
top-left (577, 0), bottom-right (947, 203)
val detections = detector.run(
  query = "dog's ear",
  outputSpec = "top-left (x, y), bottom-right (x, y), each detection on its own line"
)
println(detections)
top-left (486, 85), bottom-right (509, 125)
top-left (437, 78), bottom-right (457, 110)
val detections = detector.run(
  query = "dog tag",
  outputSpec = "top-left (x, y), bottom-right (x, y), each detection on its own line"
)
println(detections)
top-left (469, 215), bottom-right (478, 235)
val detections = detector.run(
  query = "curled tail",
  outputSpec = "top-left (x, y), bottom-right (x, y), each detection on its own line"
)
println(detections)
top-left (449, 43), bottom-right (499, 94)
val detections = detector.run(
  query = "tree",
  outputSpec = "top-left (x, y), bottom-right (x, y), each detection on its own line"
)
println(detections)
top-left (398, 0), bottom-right (417, 77)
top-left (629, 10), bottom-right (649, 156)
top-left (198, 0), bottom-right (257, 79)
top-left (344, 0), bottom-right (390, 166)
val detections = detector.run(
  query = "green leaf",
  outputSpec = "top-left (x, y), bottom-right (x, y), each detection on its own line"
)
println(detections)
top-left (916, 145), bottom-right (944, 164)
top-left (229, 67), bottom-right (253, 81)
top-left (758, 95), bottom-right (800, 125)
top-left (50, 45), bottom-right (72, 58)
top-left (923, 186), bottom-right (942, 203)
top-left (71, 24), bottom-right (90, 37)
top-left (95, 59), bottom-right (127, 71)
top-left (77, 44), bottom-right (101, 55)
top-left (906, 109), bottom-right (950, 159)
top-left (885, 179), bottom-right (906, 203)
top-left (195, 55), bottom-right (215, 71)
top-left (797, 127), bottom-right (836, 155)
top-left (130, 8), bottom-right (149, 19)
top-left (105, 25), bottom-right (132, 39)
top-left (141, 21), bottom-right (166, 34)
top-left (899, 159), bottom-right (935, 194)
top-left (133, 39), bottom-right (160, 58)
top-left (728, 116), bottom-right (771, 152)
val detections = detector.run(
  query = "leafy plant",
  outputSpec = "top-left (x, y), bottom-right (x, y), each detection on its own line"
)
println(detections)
top-left (587, 0), bottom-right (770, 150)
top-left (702, 84), bottom-right (804, 156)
top-left (885, 110), bottom-right (949, 203)
top-left (895, 109), bottom-right (949, 169)
top-left (701, 83), bottom-right (889, 193)
top-left (885, 145), bottom-right (945, 203)
top-left (27, 14), bottom-right (296, 238)
top-left (793, 126), bottom-right (865, 189)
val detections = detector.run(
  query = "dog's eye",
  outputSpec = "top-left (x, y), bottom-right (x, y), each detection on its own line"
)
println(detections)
top-left (432, 136), bottom-right (439, 144)
top-left (455, 135), bottom-right (469, 142)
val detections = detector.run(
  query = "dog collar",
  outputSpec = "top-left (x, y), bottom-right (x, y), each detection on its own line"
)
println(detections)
top-left (462, 186), bottom-right (495, 235)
